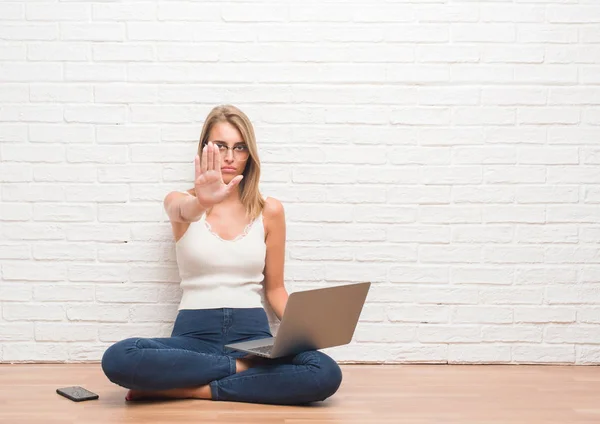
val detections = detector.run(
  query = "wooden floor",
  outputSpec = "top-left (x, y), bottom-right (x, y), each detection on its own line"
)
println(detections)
top-left (1, 364), bottom-right (599, 424)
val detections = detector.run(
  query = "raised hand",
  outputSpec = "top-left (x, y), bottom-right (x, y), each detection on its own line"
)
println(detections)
top-left (193, 141), bottom-right (243, 208)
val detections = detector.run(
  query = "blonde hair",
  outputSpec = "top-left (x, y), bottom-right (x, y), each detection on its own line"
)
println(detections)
top-left (193, 105), bottom-right (265, 220)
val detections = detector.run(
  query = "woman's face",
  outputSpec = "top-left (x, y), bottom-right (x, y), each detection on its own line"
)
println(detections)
top-left (206, 122), bottom-right (250, 184)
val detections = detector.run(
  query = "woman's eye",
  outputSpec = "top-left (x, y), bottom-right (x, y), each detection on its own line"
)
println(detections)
top-left (235, 145), bottom-right (248, 151)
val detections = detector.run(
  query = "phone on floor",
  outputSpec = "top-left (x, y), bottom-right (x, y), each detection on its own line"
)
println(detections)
top-left (56, 386), bottom-right (99, 402)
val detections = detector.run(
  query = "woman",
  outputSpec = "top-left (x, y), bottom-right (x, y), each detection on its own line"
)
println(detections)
top-left (101, 105), bottom-right (343, 405)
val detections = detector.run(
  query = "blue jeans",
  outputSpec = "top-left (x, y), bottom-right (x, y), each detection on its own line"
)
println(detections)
top-left (101, 308), bottom-right (343, 405)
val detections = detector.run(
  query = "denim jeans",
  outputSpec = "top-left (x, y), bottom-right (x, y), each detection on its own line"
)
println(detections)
top-left (101, 307), bottom-right (343, 405)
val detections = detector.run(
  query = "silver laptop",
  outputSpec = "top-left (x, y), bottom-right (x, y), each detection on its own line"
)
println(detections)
top-left (225, 282), bottom-right (371, 359)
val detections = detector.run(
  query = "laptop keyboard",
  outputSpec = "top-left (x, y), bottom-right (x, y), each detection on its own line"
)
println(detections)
top-left (249, 345), bottom-right (274, 356)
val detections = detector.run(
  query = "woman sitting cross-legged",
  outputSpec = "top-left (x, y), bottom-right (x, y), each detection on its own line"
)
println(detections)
top-left (100, 105), bottom-right (343, 405)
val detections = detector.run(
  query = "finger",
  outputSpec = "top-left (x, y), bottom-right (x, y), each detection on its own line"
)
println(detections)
top-left (208, 141), bottom-right (215, 171)
top-left (226, 175), bottom-right (243, 191)
top-left (194, 154), bottom-right (201, 178)
top-left (215, 146), bottom-right (221, 172)
top-left (201, 144), bottom-right (208, 174)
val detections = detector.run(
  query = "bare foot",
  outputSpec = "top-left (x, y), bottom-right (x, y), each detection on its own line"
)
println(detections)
top-left (235, 355), bottom-right (268, 373)
top-left (126, 389), bottom-right (145, 401)
top-left (235, 358), bottom-right (251, 373)
top-left (125, 385), bottom-right (211, 401)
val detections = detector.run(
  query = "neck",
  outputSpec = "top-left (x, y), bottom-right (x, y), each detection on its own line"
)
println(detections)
top-left (221, 186), bottom-right (242, 205)
top-left (206, 186), bottom-right (245, 218)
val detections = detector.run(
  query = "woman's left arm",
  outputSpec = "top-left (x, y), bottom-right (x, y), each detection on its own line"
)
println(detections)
top-left (262, 198), bottom-right (289, 321)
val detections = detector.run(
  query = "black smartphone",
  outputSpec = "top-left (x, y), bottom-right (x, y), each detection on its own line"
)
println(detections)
top-left (56, 386), bottom-right (99, 402)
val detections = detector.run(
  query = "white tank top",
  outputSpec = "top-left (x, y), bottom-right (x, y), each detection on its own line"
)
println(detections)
top-left (175, 193), bottom-right (267, 310)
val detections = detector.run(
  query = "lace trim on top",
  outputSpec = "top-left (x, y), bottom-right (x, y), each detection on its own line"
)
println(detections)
top-left (202, 214), bottom-right (261, 242)
top-left (180, 192), bottom-right (268, 242)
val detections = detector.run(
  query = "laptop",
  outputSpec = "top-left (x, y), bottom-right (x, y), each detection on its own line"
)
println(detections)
top-left (224, 282), bottom-right (371, 359)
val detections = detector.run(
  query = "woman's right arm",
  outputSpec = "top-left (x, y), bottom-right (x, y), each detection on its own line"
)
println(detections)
top-left (163, 191), bottom-right (206, 223)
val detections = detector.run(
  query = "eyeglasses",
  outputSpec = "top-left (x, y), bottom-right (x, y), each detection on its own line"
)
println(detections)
top-left (203, 141), bottom-right (249, 160)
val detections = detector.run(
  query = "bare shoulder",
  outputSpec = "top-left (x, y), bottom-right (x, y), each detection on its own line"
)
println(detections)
top-left (262, 197), bottom-right (285, 237)
top-left (263, 197), bottom-right (285, 220)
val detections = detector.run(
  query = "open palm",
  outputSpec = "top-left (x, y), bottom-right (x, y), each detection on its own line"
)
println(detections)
top-left (194, 141), bottom-right (243, 208)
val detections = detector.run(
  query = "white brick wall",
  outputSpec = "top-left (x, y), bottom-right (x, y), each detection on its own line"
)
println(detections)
top-left (1, 0), bottom-right (599, 365)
